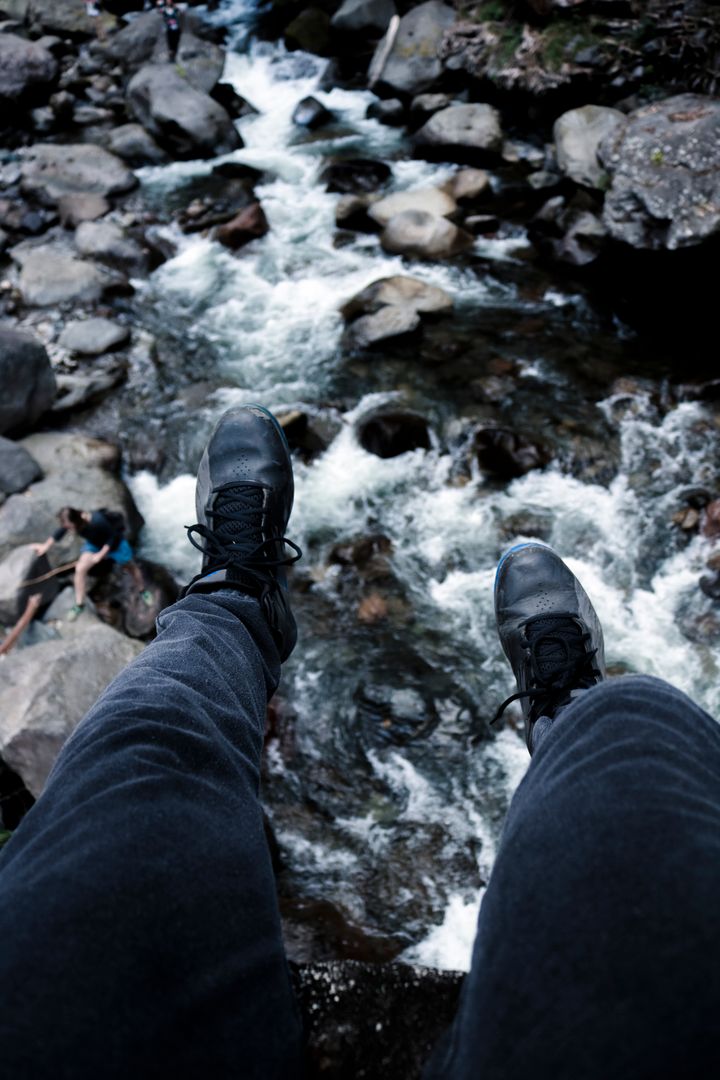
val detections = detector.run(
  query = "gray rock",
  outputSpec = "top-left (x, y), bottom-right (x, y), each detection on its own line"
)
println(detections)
top-left (11, 243), bottom-right (126, 307)
top-left (448, 167), bottom-right (490, 202)
top-left (74, 220), bottom-right (149, 275)
top-left (0, 545), bottom-right (58, 624)
top-left (292, 95), bottom-right (333, 129)
top-left (368, 187), bottom-right (456, 227)
top-left (368, 1), bottom-right (454, 96)
top-left (342, 275), bottom-right (453, 318)
top-left (107, 122), bottom-right (168, 166)
top-left (59, 317), bottom-right (130, 355)
top-left (0, 431), bottom-right (141, 561)
top-left (57, 192), bottom-right (110, 228)
top-left (381, 209), bottom-right (474, 259)
top-left (410, 91), bottom-right (453, 120)
top-left (0, 436), bottom-right (42, 495)
top-left (0, 32), bottom-right (57, 102)
top-left (127, 63), bottom-right (241, 160)
top-left (600, 94), bottom-right (720, 250)
top-left (0, 327), bottom-right (55, 435)
top-left (347, 305), bottom-right (421, 346)
top-left (331, 0), bottom-right (396, 33)
top-left (0, 621), bottom-right (142, 797)
top-left (366, 97), bottom-right (405, 126)
top-left (26, 0), bottom-right (95, 36)
top-left (554, 104), bottom-right (626, 189)
top-left (105, 10), bottom-right (166, 69)
top-left (20, 143), bottom-right (137, 208)
top-left (414, 103), bottom-right (504, 162)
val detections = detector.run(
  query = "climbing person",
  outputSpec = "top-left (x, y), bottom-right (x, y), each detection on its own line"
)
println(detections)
top-left (32, 506), bottom-right (149, 621)
top-left (1, 404), bottom-right (718, 1078)
top-left (162, 1), bottom-right (182, 62)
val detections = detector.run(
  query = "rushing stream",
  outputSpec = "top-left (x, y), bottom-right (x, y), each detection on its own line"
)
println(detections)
top-left (116, 0), bottom-right (720, 970)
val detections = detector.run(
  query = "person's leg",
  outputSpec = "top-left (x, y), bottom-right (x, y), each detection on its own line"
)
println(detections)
top-left (427, 544), bottom-right (720, 1078)
top-left (430, 675), bottom-right (720, 1078)
top-left (0, 405), bottom-right (304, 1079)
top-left (0, 589), bottom-right (304, 1079)
top-left (73, 548), bottom-right (95, 606)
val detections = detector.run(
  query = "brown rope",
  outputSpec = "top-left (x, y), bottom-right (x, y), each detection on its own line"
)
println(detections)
top-left (20, 560), bottom-right (78, 587)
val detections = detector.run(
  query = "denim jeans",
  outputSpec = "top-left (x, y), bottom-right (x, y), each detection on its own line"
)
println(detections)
top-left (1, 593), bottom-right (718, 1078)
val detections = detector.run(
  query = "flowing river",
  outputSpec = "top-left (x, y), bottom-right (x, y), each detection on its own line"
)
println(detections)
top-left (112, 0), bottom-right (720, 970)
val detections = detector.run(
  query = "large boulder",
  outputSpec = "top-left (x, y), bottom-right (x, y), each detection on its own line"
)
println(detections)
top-left (368, 1), bottom-right (455, 97)
top-left (20, 143), bottom-right (137, 208)
top-left (346, 305), bottom-right (421, 347)
top-left (0, 328), bottom-right (55, 435)
top-left (0, 620), bottom-right (142, 797)
top-left (0, 432), bottom-right (142, 561)
top-left (380, 210), bottom-right (473, 259)
top-left (127, 64), bottom-right (241, 159)
top-left (553, 105), bottom-right (625, 190)
top-left (215, 202), bottom-right (269, 251)
top-left (368, 187), bottom-right (456, 227)
top-left (332, 0), bottom-right (396, 34)
top-left (320, 158), bottom-right (392, 195)
top-left (11, 243), bottom-right (127, 307)
top-left (599, 94), bottom-right (720, 251)
top-left (0, 33), bottom-right (57, 104)
top-left (26, 0), bottom-right (96, 37)
top-left (342, 275), bottom-right (453, 318)
top-left (414, 103), bottom-right (504, 163)
top-left (0, 545), bottom-right (59, 624)
top-left (74, 220), bottom-right (149, 275)
top-left (0, 437), bottom-right (42, 496)
top-left (106, 12), bottom-right (224, 93)
top-left (106, 123), bottom-right (168, 166)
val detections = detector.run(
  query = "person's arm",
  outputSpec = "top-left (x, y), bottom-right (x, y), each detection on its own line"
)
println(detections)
top-left (87, 544), bottom-right (111, 565)
top-left (32, 526), bottom-right (66, 556)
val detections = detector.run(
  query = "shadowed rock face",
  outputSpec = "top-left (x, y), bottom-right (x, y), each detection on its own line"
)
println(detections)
top-left (0, 328), bottom-right (56, 436)
top-left (291, 959), bottom-right (463, 1079)
top-left (0, 34), bottom-right (57, 104)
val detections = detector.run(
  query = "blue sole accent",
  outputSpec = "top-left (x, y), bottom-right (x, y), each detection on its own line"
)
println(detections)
top-left (494, 541), bottom-right (547, 589)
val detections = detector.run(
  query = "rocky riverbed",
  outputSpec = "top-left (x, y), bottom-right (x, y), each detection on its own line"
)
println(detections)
top-left (1, 0), bottom-right (720, 1072)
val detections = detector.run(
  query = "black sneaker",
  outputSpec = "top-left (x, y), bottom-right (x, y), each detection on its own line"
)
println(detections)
top-left (182, 404), bottom-right (302, 662)
top-left (493, 543), bottom-right (605, 752)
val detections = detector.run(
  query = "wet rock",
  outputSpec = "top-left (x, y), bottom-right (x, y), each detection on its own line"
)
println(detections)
top-left (329, 533), bottom-right (393, 576)
top-left (11, 243), bottom-right (128, 307)
top-left (0, 620), bottom-right (142, 797)
top-left (74, 220), bottom-right (149, 275)
top-left (210, 82), bottom-right (257, 120)
top-left (0, 437), bottom-right (42, 496)
top-left (20, 143), bottom-right (137, 207)
top-left (276, 406), bottom-right (343, 460)
top-left (702, 499), bottom-right (720, 540)
top-left (355, 681), bottom-right (438, 743)
top-left (0, 546), bottom-right (59, 624)
top-left (284, 8), bottom-right (332, 56)
top-left (414, 103), bottom-right (504, 164)
top-left (342, 275), bottom-right (453, 320)
top-left (699, 572), bottom-right (720, 603)
top-left (464, 213), bottom-right (499, 234)
top-left (335, 193), bottom-right (380, 232)
top-left (366, 97), bottom-right (405, 126)
top-left (127, 63), bottom-right (241, 159)
top-left (320, 159), bottom-right (392, 195)
top-left (474, 426), bottom-right (549, 480)
top-left (553, 104), bottom-right (625, 189)
top-left (0, 327), bottom-right (56, 435)
top-left (358, 411), bottom-right (431, 458)
top-left (107, 122), bottom-right (168, 166)
top-left (410, 91), bottom-right (453, 124)
top-left (0, 432), bottom-right (142, 561)
top-left (59, 317), bottom-right (130, 355)
top-left (599, 94), bottom-right (720, 250)
top-left (368, 1), bottom-right (455, 97)
top-left (447, 167), bottom-right (490, 203)
top-left (106, 11), bottom-right (223, 91)
top-left (530, 194), bottom-right (607, 266)
top-left (292, 95), bottom-right (333, 129)
top-left (368, 187), bottom-right (456, 227)
top-left (357, 592), bottom-right (388, 624)
top-left (90, 558), bottom-right (178, 639)
top-left (51, 358), bottom-right (128, 413)
top-left (57, 192), bottom-right (111, 228)
top-left (380, 210), bottom-right (473, 260)
top-left (346, 305), bottom-right (421, 347)
top-left (215, 202), bottom-right (269, 251)
top-left (332, 0), bottom-right (395, 33)
top-left (0, 32), bottom-right (57, 104)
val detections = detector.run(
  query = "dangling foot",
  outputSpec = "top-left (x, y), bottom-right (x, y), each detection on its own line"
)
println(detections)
top-left (182, 404), bottom-right (302, 662)
top-left (67, 603), bottom-right (86, 622)
top-left (493, 543), bottom-right (606, 753)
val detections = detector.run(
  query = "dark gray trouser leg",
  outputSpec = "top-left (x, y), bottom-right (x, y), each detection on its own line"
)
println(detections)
top-left (427, 675), bottom-right (720, 1079)
top-left (0, 592), bottom-right (304, 1080)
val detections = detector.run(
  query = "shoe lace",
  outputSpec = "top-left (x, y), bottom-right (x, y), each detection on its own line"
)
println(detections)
top-left (492, 613), bottom-right (600, 727)
top-left (184, 482), bottom-right (302, 592)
